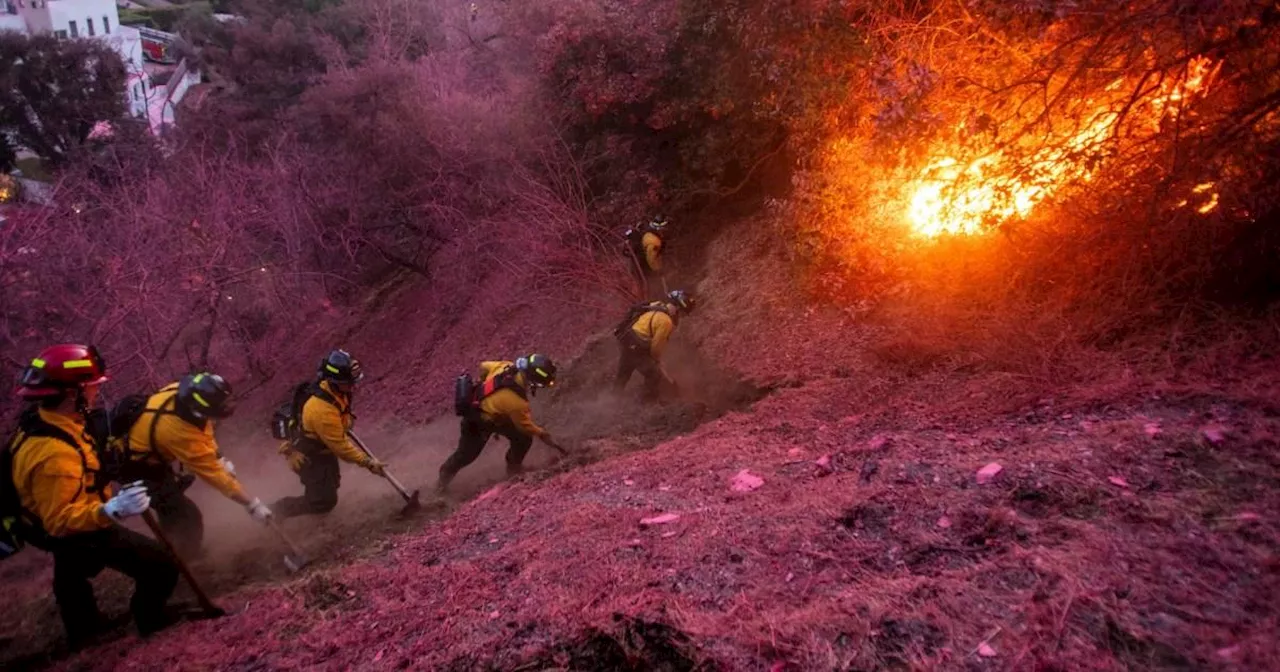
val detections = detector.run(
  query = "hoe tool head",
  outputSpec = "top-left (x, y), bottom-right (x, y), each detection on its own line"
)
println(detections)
top-left (282, 551), bottom-right (310, 573)
top-left (398, 489), bottom-right (422, 517)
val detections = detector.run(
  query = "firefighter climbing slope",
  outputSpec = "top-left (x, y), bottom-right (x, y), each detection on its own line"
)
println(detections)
top-left (272, 349), bottom-right (387, 519)
top-left (615, 289), bottom-right (698, 401)
top-left (441, 354), bottom-right (565, 492)
top-left (625, 215), bottom-right (670, 300)
top-left (1, 344), bottom-right (179, 648)
top-left (110, 373), bottom-right (273, 556)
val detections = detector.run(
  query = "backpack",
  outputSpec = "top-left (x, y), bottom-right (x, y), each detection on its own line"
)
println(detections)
top-left (99, 392), bottom-right (179, 482)
top-left (454, 366), bottom-right (526, 417)
top-left (1, 408), bottom-right (83, 559)
top-left (623, 224), bottom-right (657, 268)
top-left (271, 382), bottom-right (337, 442)
top-left (613, 301), bottom-right (678, 341)
top-left (454, 373), bottom-right (476, 416)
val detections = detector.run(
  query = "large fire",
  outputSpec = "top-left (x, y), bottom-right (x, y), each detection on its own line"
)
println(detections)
top-left (905, 57), bottom-right (1221, 237)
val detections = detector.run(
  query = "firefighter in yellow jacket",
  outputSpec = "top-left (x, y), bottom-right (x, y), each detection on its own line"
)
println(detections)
top-left (119, 373), bottom-right (272, 555)
top-left (5, 344), bottom-right (178, 648)
top-left (273, 350), bottom-right (386, 518)
top-left (438, 354), bottom-right (563, 491)
top-left (626, 215), bottom-right (669, 300)
top-left (615, 289), bottom-right (696, 400)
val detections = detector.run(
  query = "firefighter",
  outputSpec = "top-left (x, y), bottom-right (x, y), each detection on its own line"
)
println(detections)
top-left (615, 289), bottom-right (696, 400)
top-left (6, 344), bottom-right (178, 647)
top-left (273, 350), bottom-right (386, 518)
top-left (119, 372), bottom-right (272, 555)
top-left (438, 354), bottom-right (563, 492)
top-left (626, 215), bottom-right (669, 301)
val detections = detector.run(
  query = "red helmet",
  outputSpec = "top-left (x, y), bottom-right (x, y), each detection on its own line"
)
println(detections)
top-left (15, 344), bottom-right (109, 399)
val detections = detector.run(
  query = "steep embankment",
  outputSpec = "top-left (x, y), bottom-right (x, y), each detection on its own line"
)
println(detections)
top-left (6, 217), bottom-right (1279, 671)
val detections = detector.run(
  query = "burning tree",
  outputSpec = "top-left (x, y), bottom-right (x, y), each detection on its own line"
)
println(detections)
top-left (793, 0), bottom-right (1280, 312)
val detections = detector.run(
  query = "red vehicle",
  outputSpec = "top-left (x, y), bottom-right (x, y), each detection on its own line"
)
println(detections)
top-left (138, 27), bottom-right (178, 64)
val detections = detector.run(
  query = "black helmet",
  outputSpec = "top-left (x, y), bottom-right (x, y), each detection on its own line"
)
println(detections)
top-left (319, 349), bottom-right (364, 384)
top-left (516, 354), bottom-right (556, 388)
top-left (666, 289), bottom-right (696, 313)
top-left (177, 372), bottom-right (235, 419)
top-left (649, 215), bottom-right (669, 232)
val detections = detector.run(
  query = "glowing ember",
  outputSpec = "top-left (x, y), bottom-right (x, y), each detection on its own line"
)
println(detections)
top-left (904, 57), bottom-right (1220, 237)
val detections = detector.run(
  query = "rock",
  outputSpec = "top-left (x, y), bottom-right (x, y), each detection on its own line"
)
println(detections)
top-left (860, 460), bottom-right (879, 483)
top-left (868, 435), bottom-right (888, 450)
top-left (977, 642), bottom-right (997, 657)
top-left (787, 448), bottom-right (804, 458)
top-left (640, 513), bottom-right (681, 526)
top-left (816, 455), bottom-right (832, 469)
top-left (1107, 476), bottom-right (1129, 488)
top-left (474, 485), bottom-right (505, 503)
top-left (936, 516), bottom-right (952, 529)
top-left (1202, 426), bottom-right (1228, 444)
top-left (623, 478), bottom-right (635, 486)
top-left (976, 462), bottom-right (1003, 484)
top-left (730, 469), bottom-right (765, 492)
top-left (1143, 422), bottom-right (1161, 437)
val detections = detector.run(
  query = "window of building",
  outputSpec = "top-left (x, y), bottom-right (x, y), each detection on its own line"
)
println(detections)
top-left (68, 20), bottom-right (77, 37)
top-left (103, 16), bottom-right (110, 34)
top-left (54, 29), bottom-right (67, 39)
top-left (86, 17), bottom-right (94, 36)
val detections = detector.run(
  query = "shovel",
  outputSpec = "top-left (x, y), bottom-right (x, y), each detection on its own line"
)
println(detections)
top-left (267, 518), bottom-right (310, 573)
top-left (141, 509), bottom-right (225, 619)
top-left (347, 430), bottom-right (421, 515)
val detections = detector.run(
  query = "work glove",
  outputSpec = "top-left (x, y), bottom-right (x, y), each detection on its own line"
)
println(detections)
top-left (245, 497), bottom-right (272, 524)
top-left (103, 481), bottom-right (151, 521)
top-left (219, 457), bottom-right (237, 477)
top-left (364, 458), bottom-right (387, 477)
top-left (283, 447), bottom-right (309, 472)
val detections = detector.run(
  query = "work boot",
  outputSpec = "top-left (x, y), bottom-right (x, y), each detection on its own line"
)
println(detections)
top-left (66, 613), bottom-right (131, 652)
top-left (434, 472), bottom-right (454, 495)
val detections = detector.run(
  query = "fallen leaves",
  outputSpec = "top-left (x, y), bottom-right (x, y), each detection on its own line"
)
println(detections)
top-left (640, 513), bottom-right (681, 526)
top-left (730, 469), bottom-right (765, 492)
top-left (1201, 426), bottom-right (1228, 445)
top-left (976, 462), bottom-right (1003, 484)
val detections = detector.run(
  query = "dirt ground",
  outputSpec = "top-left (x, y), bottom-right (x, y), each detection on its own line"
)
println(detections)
top-left (3, 216), bottom-right (1277, 671)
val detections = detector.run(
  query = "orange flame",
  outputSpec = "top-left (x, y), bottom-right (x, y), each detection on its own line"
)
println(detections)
top-left (904, 57), bottom-right (1220, 237)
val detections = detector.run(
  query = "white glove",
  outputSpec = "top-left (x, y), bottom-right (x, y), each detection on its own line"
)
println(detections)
top-left (219, 457), bottom-right (236, 477)
top-left (246, 497), bottom-right (272, 523)
top-left (104, 481), bottom-right (151, 521)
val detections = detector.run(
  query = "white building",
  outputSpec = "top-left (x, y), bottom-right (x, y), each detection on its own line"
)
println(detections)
top-left (1, 0), bottom-right (198, 134)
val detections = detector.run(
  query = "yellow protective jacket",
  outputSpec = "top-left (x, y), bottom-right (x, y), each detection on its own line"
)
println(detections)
top-left (10, 408), bottom-right (112, 537)
top-left (127, 383), bottom-right (246, 501)
top-left (476, 361), bottom-right (547, 438)
top-left (298, 381), bottom-right (369, 465)
top-left (630, 306), bottom-right (676, 361)
top-left (641, 232), bottom-right (663, 272)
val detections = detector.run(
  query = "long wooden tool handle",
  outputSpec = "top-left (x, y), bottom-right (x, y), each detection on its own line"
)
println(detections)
top-left (141, 509), bottom-right (220, 614)
top-left (383, 472), bottom-right (412, 499)
top-left (267, 518), bottom-right (304, 555)
top-left (348, 431), bottom-right (413, 501)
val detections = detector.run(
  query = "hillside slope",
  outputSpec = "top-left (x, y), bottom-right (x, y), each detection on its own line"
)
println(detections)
top-left (5, 217), bottom-right (1279, 671)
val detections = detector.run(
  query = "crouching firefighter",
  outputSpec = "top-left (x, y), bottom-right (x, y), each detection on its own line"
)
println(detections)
top-left (614, 289), bottom-right (697, 401)
top-left (1, 344), bottom-right (179, 648)
top-left (107, 373), bottom-right (272, 556)
top-left (272, 349), bottom-right (386, 518)
top-left (624, 215), bottom-right (669, 301)
top-left (440, 355), bottom-right (564, 492)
